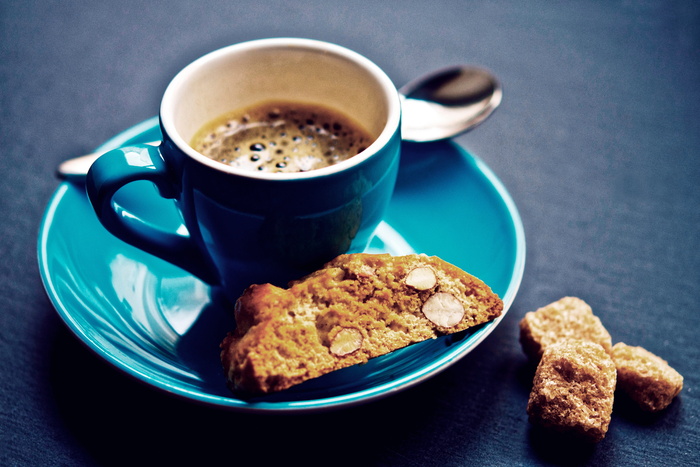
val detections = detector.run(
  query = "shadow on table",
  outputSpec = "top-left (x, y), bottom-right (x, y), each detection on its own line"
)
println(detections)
top-left (45, 321), bottom-right (472, 466)
top-left (527, 426), bottom-right (598, 466)
top-left (612, 390), bottom-right (684, 428)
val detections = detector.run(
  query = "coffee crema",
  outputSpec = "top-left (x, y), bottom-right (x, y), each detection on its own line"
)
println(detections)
top-left (190, 100), bottom-right (374, 173)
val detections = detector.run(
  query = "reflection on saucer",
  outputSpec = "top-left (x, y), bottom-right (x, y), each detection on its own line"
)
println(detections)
top-left (368, 221), bottom-right (416, 255)
top-left (110, 254), bottom-right (210, 347)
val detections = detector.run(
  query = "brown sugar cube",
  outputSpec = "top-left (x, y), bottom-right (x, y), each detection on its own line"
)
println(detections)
top-left (527, 339), bottom-right (617, 443)
top-left (221, 253), bottom-right (503, 394)
top-left (519, 296), bottom-right (612, 362)
top-left (611, 342), bottom-right (683, 412)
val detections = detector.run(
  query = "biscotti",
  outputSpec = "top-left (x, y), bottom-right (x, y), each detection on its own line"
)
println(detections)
top-left (611, 342), bottom-right (684, 412)
top-left (221, 253), bottom-right (503, 394)
top-left (527, 339), bottom-right (617, 442)
top-left (519, 296), bottom-right (612, 361)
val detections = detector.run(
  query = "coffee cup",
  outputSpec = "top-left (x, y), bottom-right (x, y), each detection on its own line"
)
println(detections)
top-left (86, 38), bottom-right (401, 300)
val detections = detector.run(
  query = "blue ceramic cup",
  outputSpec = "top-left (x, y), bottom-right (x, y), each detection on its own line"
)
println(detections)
top-left (86, 38), bottom-right (401, 301)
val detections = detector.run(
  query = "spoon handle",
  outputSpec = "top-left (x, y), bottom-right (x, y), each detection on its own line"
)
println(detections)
top-left (56, 141), bottom-right (160, 181)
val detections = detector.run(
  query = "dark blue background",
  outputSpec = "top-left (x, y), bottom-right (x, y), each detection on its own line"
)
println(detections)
top-left (1, 1), bottom-right (698, 465)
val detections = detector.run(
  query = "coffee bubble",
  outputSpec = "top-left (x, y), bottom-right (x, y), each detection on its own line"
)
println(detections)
top-left (190, 101), bottom-right (373, 173)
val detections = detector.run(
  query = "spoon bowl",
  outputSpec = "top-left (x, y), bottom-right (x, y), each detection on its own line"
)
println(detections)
top-left (399, 66), bottom-right (502, 143)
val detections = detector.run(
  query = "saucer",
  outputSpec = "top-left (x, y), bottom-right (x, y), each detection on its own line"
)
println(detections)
top-left (38, 118), bottom-right (525, 413)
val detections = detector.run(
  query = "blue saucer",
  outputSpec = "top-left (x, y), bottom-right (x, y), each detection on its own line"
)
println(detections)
top-left (38, 118), bottom-right (525, 413)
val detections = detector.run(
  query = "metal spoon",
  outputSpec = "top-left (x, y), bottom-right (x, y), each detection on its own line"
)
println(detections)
top-left (399, 65), bottom-right (501, 142)
top-left (57, 65), bottom-right (501, 180)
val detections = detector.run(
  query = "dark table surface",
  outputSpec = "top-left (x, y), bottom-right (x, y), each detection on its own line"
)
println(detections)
top-left (2, 1), bottom-right (698, 465)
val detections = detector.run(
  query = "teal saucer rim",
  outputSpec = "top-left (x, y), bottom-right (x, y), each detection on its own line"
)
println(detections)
top-left (38, 117), bottom-right (526, 413)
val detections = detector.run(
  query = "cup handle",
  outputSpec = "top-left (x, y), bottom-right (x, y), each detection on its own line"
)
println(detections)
top-left (85, 144), bottom-right (219, 284)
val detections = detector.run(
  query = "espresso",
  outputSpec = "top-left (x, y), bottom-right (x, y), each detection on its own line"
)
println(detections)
top-left (191, 101), bottom-right (374, 173)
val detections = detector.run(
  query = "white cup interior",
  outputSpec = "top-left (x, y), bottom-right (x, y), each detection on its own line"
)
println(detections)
top-left (161, 38), bottom-right (400, 178)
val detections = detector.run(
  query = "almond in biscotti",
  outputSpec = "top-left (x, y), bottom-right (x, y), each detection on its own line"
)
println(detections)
top-left (329, 327), bottom-right (363, 356)
top-left (221, 253), bottom-right (503, 394)
top-left (405, 266), bottom-right (437, 290)
top-left (422, 292), bottom-right (465, 327)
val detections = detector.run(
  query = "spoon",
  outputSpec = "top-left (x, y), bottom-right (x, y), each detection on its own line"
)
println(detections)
top-left (399, 65), bottom-right (502, 143)
top-left (57, 65), bottom-right (501, 180)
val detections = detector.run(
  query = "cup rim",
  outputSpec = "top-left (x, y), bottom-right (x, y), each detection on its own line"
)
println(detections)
top-left (160, 37), bottom-right (401, 180)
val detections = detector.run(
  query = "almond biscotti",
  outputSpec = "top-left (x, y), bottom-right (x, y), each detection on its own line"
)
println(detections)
top-left (220, 253), bottom-right (503, 394)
